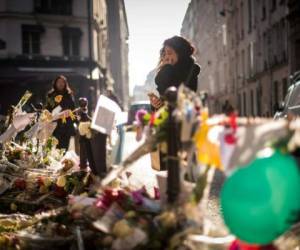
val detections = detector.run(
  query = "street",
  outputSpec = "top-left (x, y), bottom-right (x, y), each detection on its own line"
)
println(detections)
top-left (121, 131), bottom-right (159, 193)
top-left (122, 130), bottom-right (229, 237)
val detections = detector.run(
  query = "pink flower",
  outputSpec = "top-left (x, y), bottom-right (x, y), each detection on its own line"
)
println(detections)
top-left (154, 187), bottom-right (160, 200)
top-left (135, 109), bottom-right (148, 126)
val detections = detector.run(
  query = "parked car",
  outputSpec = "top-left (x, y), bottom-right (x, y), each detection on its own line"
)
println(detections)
top-left (274, 71), bottom-right (300, 119)
top-left (127, 101), bottom-right (152, 125)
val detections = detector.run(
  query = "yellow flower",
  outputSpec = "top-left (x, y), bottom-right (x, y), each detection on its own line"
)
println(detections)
top-left (158, 211), bottom-right (177, 228)
top-left (194, 109), bottom-right (222, 169)
top-left (41, 110), bottom-right (53, 122)
top-left (54, 95), bottom-right (63, 103)
top-left (112, 219), bottom-right (133, 238)
top-left (52, 137), bottom-right (59, 146)
top-left (125, 211), bottom-right (137, 219)
top-left (69, 111), bottom-right (76, 121)
top-left (160, 142), bottom-right (168, 154)
top-left (61, 159), bottom-right (74, 172)
top-left (39, 185), bottom-right (48, 194)
top-left (78, 122), bottom-right (92, 138)
top-left (56, 176), bottom-right (66, 187)
top-left (10, 203), bottom-right (17, 211)
top-left (61, 115), bottom-right (67, 124)
top-left (43, 177), bottom-right (52, 187)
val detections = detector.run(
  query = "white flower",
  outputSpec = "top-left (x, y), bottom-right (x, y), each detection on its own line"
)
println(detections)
top-left (78, 122), bottom-right (92, 139)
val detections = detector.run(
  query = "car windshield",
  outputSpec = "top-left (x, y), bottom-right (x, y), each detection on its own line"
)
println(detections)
top-left (127, 103), bottom-right (151, 124)
top-left (287, 82), bottom-right (300, 107)
top-left (130, 103), bottom-right (151, 112)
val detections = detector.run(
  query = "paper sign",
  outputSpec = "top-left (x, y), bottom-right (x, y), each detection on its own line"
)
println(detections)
top-left (91, 95), bottom-right (122, 135)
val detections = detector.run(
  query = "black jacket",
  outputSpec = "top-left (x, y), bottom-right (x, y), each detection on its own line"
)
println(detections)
top-left (45, 90), bottom-right (76, 136)
top-left (155, 58), bottom-right (200, 96)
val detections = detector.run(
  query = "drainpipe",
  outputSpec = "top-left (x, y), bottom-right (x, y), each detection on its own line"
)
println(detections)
top-left (87, 0), bottom-right (95, 106)
top-left (87, 0), bottom-right (93, 79)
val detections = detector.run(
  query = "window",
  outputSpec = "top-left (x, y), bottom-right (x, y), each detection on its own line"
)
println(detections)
top-left (287, 84), bottom-right (300, 107)
top-left (97, 33), bottom-right (101, 63)
top-left (281, 20), bottom-right (287, 62)
top-left (248, 44), bottom-right (251, 78)
top-left (35, 0), bottom-right (72, 15)
top-left (240, 2), bottom-right (244, 40)
top-left (236, 52), bottom-right (239, 84)
top-left (273, 81), bottom-right (279, 108)
top-left (256, 87), bottom-right (261, 116)
top-left (251, 90), bottom-right (254, 116)
top-left (241, 49), bottom-right (245, 83)
top-left (61, 27), bottom-right (82, 57)
top-left (270, 0), bottom-right (277, 12)
top-left (243, 92), bottom-right (247, 116)
top-left (262, 0), bottom-right (266, 21)
top-left (238, 94), bottom-right (242, 115)
top-left (235, 10), bottom-right (239, 44)
top-left (22, 25), bottom-right (44, 54)
top-left (282, 78), bottom-right (288, 99)
top-left (263, 32), bottom-right (269, 70)
top-left (0, 39), bottom-right (6, 50)
top-left (295, 40), bottom-right (300, 71)
top-left (248, 0), bottom-right (252, 33)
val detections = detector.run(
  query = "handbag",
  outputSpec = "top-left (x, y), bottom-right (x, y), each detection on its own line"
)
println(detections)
top-left (150, 149), bottom-right (161, 171)
top-left (151, 144), bottom-right (167, 171)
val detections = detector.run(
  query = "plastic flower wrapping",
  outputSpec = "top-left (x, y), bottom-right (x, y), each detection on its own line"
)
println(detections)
top-left (78, 121), bottom-right (92, 139)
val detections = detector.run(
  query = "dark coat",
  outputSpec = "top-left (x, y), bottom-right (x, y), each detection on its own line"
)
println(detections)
top-left (45, 90), bottom-right (76, 136)
top-left (155, 58), bottom-right (201, 96)
top-left (106, 93), bottom-right (123, 111)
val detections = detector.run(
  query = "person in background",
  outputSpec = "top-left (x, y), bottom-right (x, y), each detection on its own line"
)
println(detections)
top-left (45, 75), bottom-right (76, 150)
top-left (77, 96), bottom-right (108, 178)
top-left (105, 87), bottom-right (125, 164)
top-left (150, 36), bottom-right (201, 109)
top-left (106, 87), bottom-right (123, 110)
top-left (148, 36), bottom-right (201, 170)
top-left (222, 100), bottom-right (234, 116)
top-left (77, 97), bottom-right (92, 169)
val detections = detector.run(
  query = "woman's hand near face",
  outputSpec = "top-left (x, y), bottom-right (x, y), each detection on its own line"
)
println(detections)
top-left (162, 46), bottom-right (178, 66)
top-left (162, 56), bottom-right (174, 66)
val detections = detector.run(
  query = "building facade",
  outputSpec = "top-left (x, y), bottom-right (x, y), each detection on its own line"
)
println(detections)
top-left (181, 0), bottom-right (229, 114)
top-left (181, 0), bottom-right (289, 117)
top-left (0, 0), bottom-right (110, 113)
top-left (106, 0), bottom-right (129, 110)
top-left (288, 0), bottom-right (300, 74)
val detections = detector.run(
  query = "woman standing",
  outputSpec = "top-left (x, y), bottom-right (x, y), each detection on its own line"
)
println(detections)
top-left (45, 75), bottom-right (76, 150)
top-left (149, 36), bottom-right (201, 171)
top-left (150, 36), bottom-right (200, 109)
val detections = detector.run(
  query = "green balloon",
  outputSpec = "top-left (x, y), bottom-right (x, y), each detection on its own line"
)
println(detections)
top-left (221, 150), bottom-right (300, 244)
